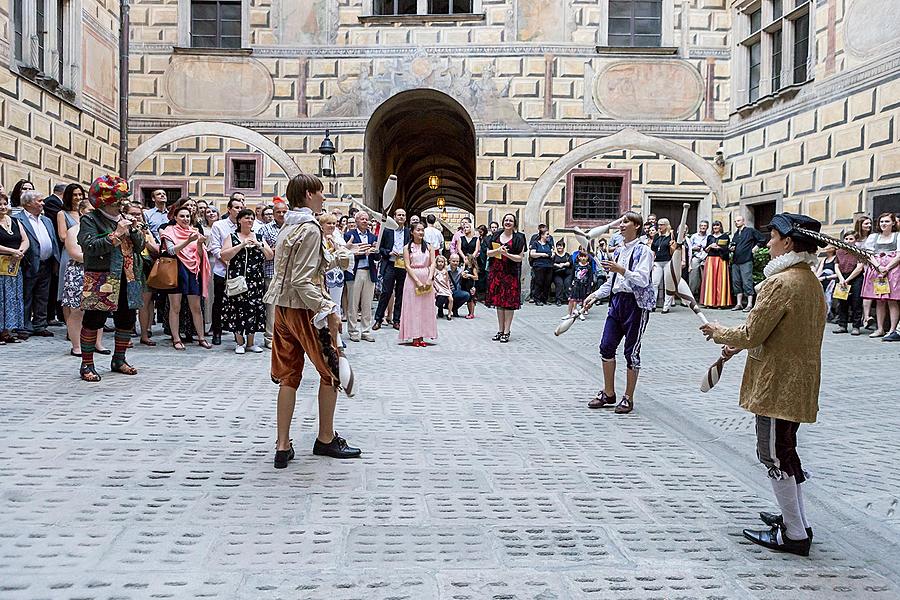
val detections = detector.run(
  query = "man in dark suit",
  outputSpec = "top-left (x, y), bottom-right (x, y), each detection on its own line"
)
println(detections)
top-left (14, 191), bottom-right (61, 338)
top-left (729, 213), bottom-right (767, 312)
top-left (343, 210), bottom-right (380, 342)
top-left (372, 207), bottom-right (409, 330)
top-left (42, 183), bottom-right (67, 324)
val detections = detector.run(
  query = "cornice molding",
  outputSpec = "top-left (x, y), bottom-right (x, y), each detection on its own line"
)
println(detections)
top-left (128, 42), bottom-right (730, 60)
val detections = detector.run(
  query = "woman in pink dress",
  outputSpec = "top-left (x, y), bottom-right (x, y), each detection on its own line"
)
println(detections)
top-left (398, 222), bottom-right (437, 347)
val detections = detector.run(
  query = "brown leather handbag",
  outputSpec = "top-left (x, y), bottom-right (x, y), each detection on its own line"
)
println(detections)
top-left (147, 256), bottom-right (178, 289)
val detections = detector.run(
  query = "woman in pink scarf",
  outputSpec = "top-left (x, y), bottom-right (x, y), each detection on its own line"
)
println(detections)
top-left (160, 205), bottom-right (211, 349)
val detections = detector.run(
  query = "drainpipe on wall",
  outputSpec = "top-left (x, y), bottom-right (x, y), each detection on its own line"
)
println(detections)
top-left (118, 0), bottom-right (130, 179)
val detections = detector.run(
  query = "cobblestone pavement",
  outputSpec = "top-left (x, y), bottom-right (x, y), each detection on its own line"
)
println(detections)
top-left (1, 303), bottom-right (899, 599)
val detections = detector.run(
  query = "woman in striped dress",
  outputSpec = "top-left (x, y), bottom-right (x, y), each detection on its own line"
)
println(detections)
top-left (701, 221), bottom-right (734, 308)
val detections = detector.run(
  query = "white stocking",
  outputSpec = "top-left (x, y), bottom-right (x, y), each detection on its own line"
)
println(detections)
top-left (770, 476), bottom-right (808, 540)
top-left (796, 482), bottom-right (810, 529)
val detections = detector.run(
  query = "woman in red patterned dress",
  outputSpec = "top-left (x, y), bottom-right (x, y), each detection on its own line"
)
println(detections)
top-left (486, 213), bottom-right (526, 343)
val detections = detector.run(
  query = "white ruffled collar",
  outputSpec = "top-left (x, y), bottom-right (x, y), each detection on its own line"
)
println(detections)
top-left (756, 251), bottom-right (818, 292)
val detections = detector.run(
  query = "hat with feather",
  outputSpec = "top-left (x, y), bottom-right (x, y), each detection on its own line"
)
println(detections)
top-left (767, 212), bottom-right (873, 262)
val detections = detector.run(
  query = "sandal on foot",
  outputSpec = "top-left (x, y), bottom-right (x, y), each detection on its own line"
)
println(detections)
top-left (198, 339), bottom-right (212, 349)
top-left (80, 364), bottom-right (101, 382)
top-left (499, 333), bottom-right (510, 343)
top-left (140, 338), bottom-right (157, 347)
top-left (614, 396), bottom-right (634, 414)
top-left (492, 331), bottom-right (503, 341)
top-left (173, 341), bottom-right (186, 351)
top-left (111, 360), bottom-right (138, 375)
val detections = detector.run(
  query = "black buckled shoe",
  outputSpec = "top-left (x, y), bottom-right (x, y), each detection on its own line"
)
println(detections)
top-left (588, 391), bottom-right (616, 409)
top-left (614, 395), bottom-right (634, 414)
top-left (273, 442), bottom-right (295, 469)
top-left (313, 432), bottom-right (361, 459)
top-left (743, 525), bottom-right (811, 557)
top-left (759, 511), bottom-right (813, 540)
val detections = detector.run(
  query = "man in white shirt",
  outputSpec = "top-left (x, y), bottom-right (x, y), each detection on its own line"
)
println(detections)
top-left (344, 211), bottom-right (379, 342)
top-left (688, 220), bottom-right (709, 298)
top-left (423, 214), bottom-right (444, 255)
top-left (14, 191), bottom-right (61, 337)
top-left (583, 211), bottom-right (654, 415)
top-left (143, 189), bottom-right (170, 240)
top-left (372, 208), bottom-right (409, 330)
top-left (207, 194), bottom-right (244, 345)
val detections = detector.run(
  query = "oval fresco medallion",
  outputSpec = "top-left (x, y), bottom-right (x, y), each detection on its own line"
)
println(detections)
top-left (844, 0), bottom-right (900, 57)
top-left (164, 56), bottom-right (274, 117)
top-left (593, 60), bottom-right (703, 121)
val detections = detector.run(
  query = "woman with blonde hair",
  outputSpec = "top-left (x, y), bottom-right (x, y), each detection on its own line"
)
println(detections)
top-left (650, 218), bottom-right (676, 313)
top-left (318, 212), bottom-right (352, 347)
top-left (61, 200), bottom-right (108, 356)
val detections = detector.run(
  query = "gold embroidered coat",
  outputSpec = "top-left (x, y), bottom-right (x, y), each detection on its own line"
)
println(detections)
top-left (712, 263), bottom-right (825, 423)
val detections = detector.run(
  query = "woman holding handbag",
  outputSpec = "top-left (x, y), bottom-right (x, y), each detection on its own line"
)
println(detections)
top-left (398, 221), bottom-right (436, 347)
top-left (160, 206), bottom-right (212, 350)
top-left (862, 212), bottom-right (900, 340)
top-left (0, 191), bottom-right (28, 344)
top-left (221, 209), bottom-right (273, 353)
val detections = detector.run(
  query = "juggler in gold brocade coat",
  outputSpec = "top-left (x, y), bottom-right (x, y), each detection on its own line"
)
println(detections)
top-left (711, 263), bottom-right (826, 424)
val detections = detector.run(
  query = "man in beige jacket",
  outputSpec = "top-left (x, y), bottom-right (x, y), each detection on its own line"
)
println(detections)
top-left (265, 174), bottom-right (361, 469)
top-left (701, 213), bottom-right (827, 557)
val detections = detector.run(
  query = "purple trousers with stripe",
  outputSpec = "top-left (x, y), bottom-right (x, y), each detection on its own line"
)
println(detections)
top-left (599, 292), bottom-right (649, 370)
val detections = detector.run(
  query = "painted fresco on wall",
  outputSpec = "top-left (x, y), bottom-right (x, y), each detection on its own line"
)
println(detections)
top-left (277, 0), bottom-right (330, 45)
top-left (314, 52), bottom-right (529, 127)
top-left (164, 56), bottom-right (274, 117)
top-left (593, 61), bottom-right (704, 121)
top-left (844, 0), bottom-right (900, 58)
top-left (82, 27), bottom-right (117, 111)
top-left (516, 0), bottom-right (567, 42)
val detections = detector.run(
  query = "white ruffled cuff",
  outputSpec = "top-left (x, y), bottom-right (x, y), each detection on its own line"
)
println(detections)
top-left (312, 303), bottom-right (340, 330)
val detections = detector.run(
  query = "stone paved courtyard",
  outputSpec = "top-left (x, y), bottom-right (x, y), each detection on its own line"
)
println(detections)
top-left (1, 304), bottom-right (899, 599)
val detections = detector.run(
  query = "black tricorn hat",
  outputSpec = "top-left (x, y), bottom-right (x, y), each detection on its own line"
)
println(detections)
top-left (766, 213), bottom-right (826, 247)
top-left (766, 212), bottom-right (874, 261)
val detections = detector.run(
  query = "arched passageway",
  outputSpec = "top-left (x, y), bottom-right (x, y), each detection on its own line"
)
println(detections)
top-left (128, 122), bottom-right (301, 179)
top-left (524, 128), bottom-right (724, 229)
top-left (364, 89), bottom-right (476, 216)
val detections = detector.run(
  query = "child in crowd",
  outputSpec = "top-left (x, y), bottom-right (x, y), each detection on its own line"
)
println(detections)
top-left (433, 255), bottom-right (453, 320)
top-left (833, 233), bottom-right (865, 335)
top-left (568, 251), bottom-right (595, 320)
top-left (461, 254), bottom-right (479, 319)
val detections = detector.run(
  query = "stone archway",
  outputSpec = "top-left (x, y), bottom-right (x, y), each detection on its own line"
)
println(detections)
top-left (127, 122), bottom-right (301, 179)
top-left (364, 89), bottom-right (476, 215)
top-left (523, 128), bottom-right (724, 229)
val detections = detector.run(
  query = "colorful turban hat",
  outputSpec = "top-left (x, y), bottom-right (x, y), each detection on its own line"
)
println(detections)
top-left (88, 175), bottom-right (131, 209)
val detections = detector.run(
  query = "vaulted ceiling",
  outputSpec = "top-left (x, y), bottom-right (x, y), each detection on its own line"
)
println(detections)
top-left (364, 89), bottom-right (476, 216)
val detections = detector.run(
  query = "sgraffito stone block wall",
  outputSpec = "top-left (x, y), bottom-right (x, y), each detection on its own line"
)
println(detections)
top-left (124, 0), bottom-right (900, 237)
top-left (0, 0), bottom-right (121, 193)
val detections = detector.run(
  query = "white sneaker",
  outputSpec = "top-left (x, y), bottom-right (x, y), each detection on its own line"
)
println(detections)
top-left (578, 313), bottom-right (586, 321)
top-left (361, 333), bottom-right (375, 342)
top-left (234, 345), bottom-right (246, 355)
top-left (247, 344), bottom-right (263, 353)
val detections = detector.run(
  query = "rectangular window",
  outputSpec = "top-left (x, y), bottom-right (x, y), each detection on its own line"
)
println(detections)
top-left (772, 0), bottom-right (782, 20)
top-left (428, 0), bottom-right (472, 13)
top-left (191, 0), bottom-right (242, 49)
top-left (36, 0), bottom-right (45, 72)
top-left (792, 12), bottom-right (809, 83)
top-left (608, 0), bottom-right (662, 48)
top-left (232, 160), bottom-right (257, 190)
top-left (748, 41), bottom-right (761, 102)
top-left (13, 0), bottom-right (24, 61)
top-left (56, 0), bottom-right (64, 84)
top-left (749, 8), bottom-right (761, 32)
top-left (375, 0), bottom-right (417, 15)
top-left (572, 177), bottom-right (624, 221)
top-left (771, 29), bottom-right (782, 92)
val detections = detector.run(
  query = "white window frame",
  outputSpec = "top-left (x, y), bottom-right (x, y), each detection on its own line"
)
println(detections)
top-left (598, 0), bottom-right (675, 48)
top-left (361, 0), bottom-right (482, 17)
top-left (9, 0), bottom-right (82, 96)
top-left (177, 0), bottom-right (250, 49)
top-left (734, 0), bottom-right (815, 110)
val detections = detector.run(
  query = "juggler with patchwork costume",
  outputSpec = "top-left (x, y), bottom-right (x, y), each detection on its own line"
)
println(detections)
top-left (584, 212), bottom-right (656, 415)
top-left (701, 213), bottom-right (837, 557)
